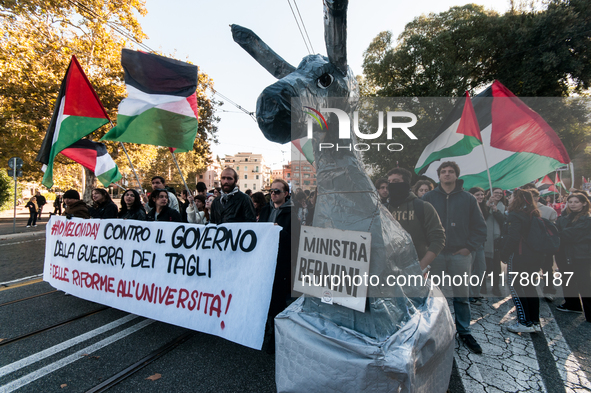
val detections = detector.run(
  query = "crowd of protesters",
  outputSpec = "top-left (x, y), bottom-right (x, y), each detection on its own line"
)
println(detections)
top-left (36, 161), bottom-right (590, 355)
top-left (377, 161), bottom-right (591, 354)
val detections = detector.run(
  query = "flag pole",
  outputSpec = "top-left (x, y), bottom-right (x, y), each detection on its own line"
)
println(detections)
top-left (169, 150), bottom-right (196, 210)
top-left (118, 141), bottom-right (144, 191)
top-left (108, 121), bottom-right (144, 194)
top-left (480, 144), bottom-right (494, 193)
top-left (113, 183), bottom-right (127, 192)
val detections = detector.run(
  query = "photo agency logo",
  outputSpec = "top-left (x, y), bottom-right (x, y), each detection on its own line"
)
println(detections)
top-left (303, 105), bottom-right (419, 152)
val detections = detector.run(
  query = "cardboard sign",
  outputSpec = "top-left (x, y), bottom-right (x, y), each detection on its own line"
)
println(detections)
top-left (43, 216), bottom-right (281, 350)
top-left (293, 226), bottom-right (371, 312)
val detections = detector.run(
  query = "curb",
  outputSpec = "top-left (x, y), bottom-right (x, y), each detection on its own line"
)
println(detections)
top-left (0, 230), bottom-right (46, 241)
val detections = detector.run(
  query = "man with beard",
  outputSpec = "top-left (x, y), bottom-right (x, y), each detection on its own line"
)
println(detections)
top-left (387, 168), bottom-right (445, 272)
top-left (210, 167), bottom-right (256, 224)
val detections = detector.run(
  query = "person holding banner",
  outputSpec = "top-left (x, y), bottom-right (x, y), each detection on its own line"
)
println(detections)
top-left (88, 188), bottom-right (118, 219)
top-left (186, 194), bottom-right (209, 224)
top-left (210, 168), bottom-right (256, 224)
top-left (62, 189), bottom-right (90, 219)
top-left (146, 189), bottom-right (182, 222)
top-left (142, 176), bottom-right (179, 213)
top-left (118, 189), bottom-right (147, 221)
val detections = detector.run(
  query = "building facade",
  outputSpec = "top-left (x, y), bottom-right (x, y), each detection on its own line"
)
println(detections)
top-left (283, 160), bottom-right (316, 192)
top-left (196, 158), bottom-right (222, 190)
top-left (221, 152), bottom-right (270, 192)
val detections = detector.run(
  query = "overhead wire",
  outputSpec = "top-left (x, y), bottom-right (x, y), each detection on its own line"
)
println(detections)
top-left (286, 0), bottom-right (311, 54)
top-left (292, 0), bottom-right (315, 53)
top-left (68, 0), bottom-right (258, 122)
top-left (210, 89), bottom-right (257, 122)
top-left (66, 0), bottom-right (155, 53)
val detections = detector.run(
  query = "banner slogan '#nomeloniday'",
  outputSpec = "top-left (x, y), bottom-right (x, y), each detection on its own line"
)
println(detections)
top-left (43, 216), bottom-right (281, 350)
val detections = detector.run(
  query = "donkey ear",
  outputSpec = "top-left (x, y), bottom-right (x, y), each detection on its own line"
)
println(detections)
top-left (323, 0), bottom-right (348, 75)
top-left (231, 25), bottom-right (296, 79)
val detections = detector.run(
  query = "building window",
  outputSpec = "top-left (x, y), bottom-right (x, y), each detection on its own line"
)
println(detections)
top-left (199, 175), bottom-right (203, 179)
top-left (244, 166), bottom-right (248, 171)
top-left (295, 166), bottom-right (299, 170)
top-left (286, 173), bottom-right (290, 178)
top-left (245, 158), bottom-right (248, 162)
top-left (256, 175), bottom-right (259, 179)
top-left (304, 180), bottom-right (310, 185)
top-left (244, 175), bottom-right (247, 179)
top-left (253, 184), bottom-right (256, 190)
top-left (255, 166), bottom-right (259, 172)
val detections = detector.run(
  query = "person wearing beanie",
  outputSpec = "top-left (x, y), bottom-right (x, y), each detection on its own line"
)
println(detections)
top-left (62, 189), bottom-right (90, 219)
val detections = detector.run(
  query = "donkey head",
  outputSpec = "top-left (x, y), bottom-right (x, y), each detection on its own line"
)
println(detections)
top-left (231, 0), bottom-right (357, 145)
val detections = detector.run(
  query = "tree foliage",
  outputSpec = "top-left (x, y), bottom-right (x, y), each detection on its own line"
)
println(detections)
top-left (0, 169), bottom-right (13, 210)
top-left (361, 1), bottom-right (591, 184)
top-left (0, 0), bottom-right (220, 193)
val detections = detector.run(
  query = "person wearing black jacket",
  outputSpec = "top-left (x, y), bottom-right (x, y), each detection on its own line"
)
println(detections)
top-left (25, 197), bottom-right (38, 227)
top-left (88, 188), bottom-right (118, 219)
top-left (35, 191), bottom-right (46, 220)
top-left (422, 161), bottom-right (487, 354)
top-left (258, 178), bottom-right (300, 354)
top-left (501, 189), bottom-right (543, 334)
top-left (118, 189), bottom-right (147, 221)
top-left (146, 189), bottom-right (182, 222)
top-left (555, 193), bottom-right (591, 321)
top-left (210, 168), bottom-right (256, 224)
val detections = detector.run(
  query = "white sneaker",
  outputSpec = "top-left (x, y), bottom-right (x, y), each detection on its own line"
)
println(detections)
top-left (26, 225), bottom-right (31, 227)
top-left (507, 322), bottom-right (536, 334)
top-left (533, 323), bottom-right (541, 333)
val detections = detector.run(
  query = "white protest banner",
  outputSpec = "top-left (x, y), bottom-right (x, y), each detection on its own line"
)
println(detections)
top-left (43, 216), bottom-right (281, 350)
top-left (293, 226), bottom-right (371, 312)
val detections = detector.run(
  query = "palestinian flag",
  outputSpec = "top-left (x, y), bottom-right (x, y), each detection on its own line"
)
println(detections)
top-left (36, 55), bottom-right (110, 188)
top-left (101, 49), bottom-right (198, 153)
top-left (418, 81), bottom-right (570, 190)
top-left (416, 91), bottom-right (482, 174)
top-left (293, 137), bottom-right (314, 164)
top-left (536, 175), bottom-right (558, 195)
top-left (60, 139), bottom-right (122, 187)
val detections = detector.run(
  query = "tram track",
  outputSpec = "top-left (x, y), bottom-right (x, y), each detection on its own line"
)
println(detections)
top-left (85, 330), bottom-right (196, 393)
top-left (0, 306), bottom-right (110, 347)
top-left (0, 290), bottom-right (60, 308)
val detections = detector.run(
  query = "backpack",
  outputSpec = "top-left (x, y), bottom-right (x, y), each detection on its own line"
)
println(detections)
top-left (524, 216), bottom-right (560, 254)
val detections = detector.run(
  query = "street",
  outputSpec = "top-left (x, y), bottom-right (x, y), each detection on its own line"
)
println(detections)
top-left (0, 211), bottom-right (590, 392)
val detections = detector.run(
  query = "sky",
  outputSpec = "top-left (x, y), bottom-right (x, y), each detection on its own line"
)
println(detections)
top-left (139, 0), bottom-right (511, 169)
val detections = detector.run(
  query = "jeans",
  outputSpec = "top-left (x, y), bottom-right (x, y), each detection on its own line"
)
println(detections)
top-left (431, 251), bottom-right (472, 335)
top-left (470, 244), bottom-right (486, 298)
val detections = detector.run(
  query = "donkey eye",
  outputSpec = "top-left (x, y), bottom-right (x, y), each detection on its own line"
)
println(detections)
top-left (317, 73), bottom-right (334, 89)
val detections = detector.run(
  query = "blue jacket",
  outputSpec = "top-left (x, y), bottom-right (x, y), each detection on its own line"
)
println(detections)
top-left (422, 180), bottom-right (487, 253)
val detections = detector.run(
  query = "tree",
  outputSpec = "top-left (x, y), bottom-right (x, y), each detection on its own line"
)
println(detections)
top-left (0, 1), bottom-right (220, 192)
top-left (361, 1), bottom-right (591, 184)
top-left (0, 169), bottom-right (13, 210)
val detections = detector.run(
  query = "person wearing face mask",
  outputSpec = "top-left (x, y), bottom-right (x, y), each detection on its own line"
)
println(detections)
top-left (387, 167), bottom-right (445, 273)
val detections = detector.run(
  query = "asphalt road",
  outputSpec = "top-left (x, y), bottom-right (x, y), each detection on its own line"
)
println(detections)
top-left (1, 229), bottom-right (590, 392)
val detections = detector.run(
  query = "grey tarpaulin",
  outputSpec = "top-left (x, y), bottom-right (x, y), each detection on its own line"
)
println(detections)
top-left (275, 289), bottom-right (455, 393)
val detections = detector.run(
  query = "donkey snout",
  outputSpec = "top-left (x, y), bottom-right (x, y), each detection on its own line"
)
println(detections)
top-left (256, 82), bottom-right (298, 144)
